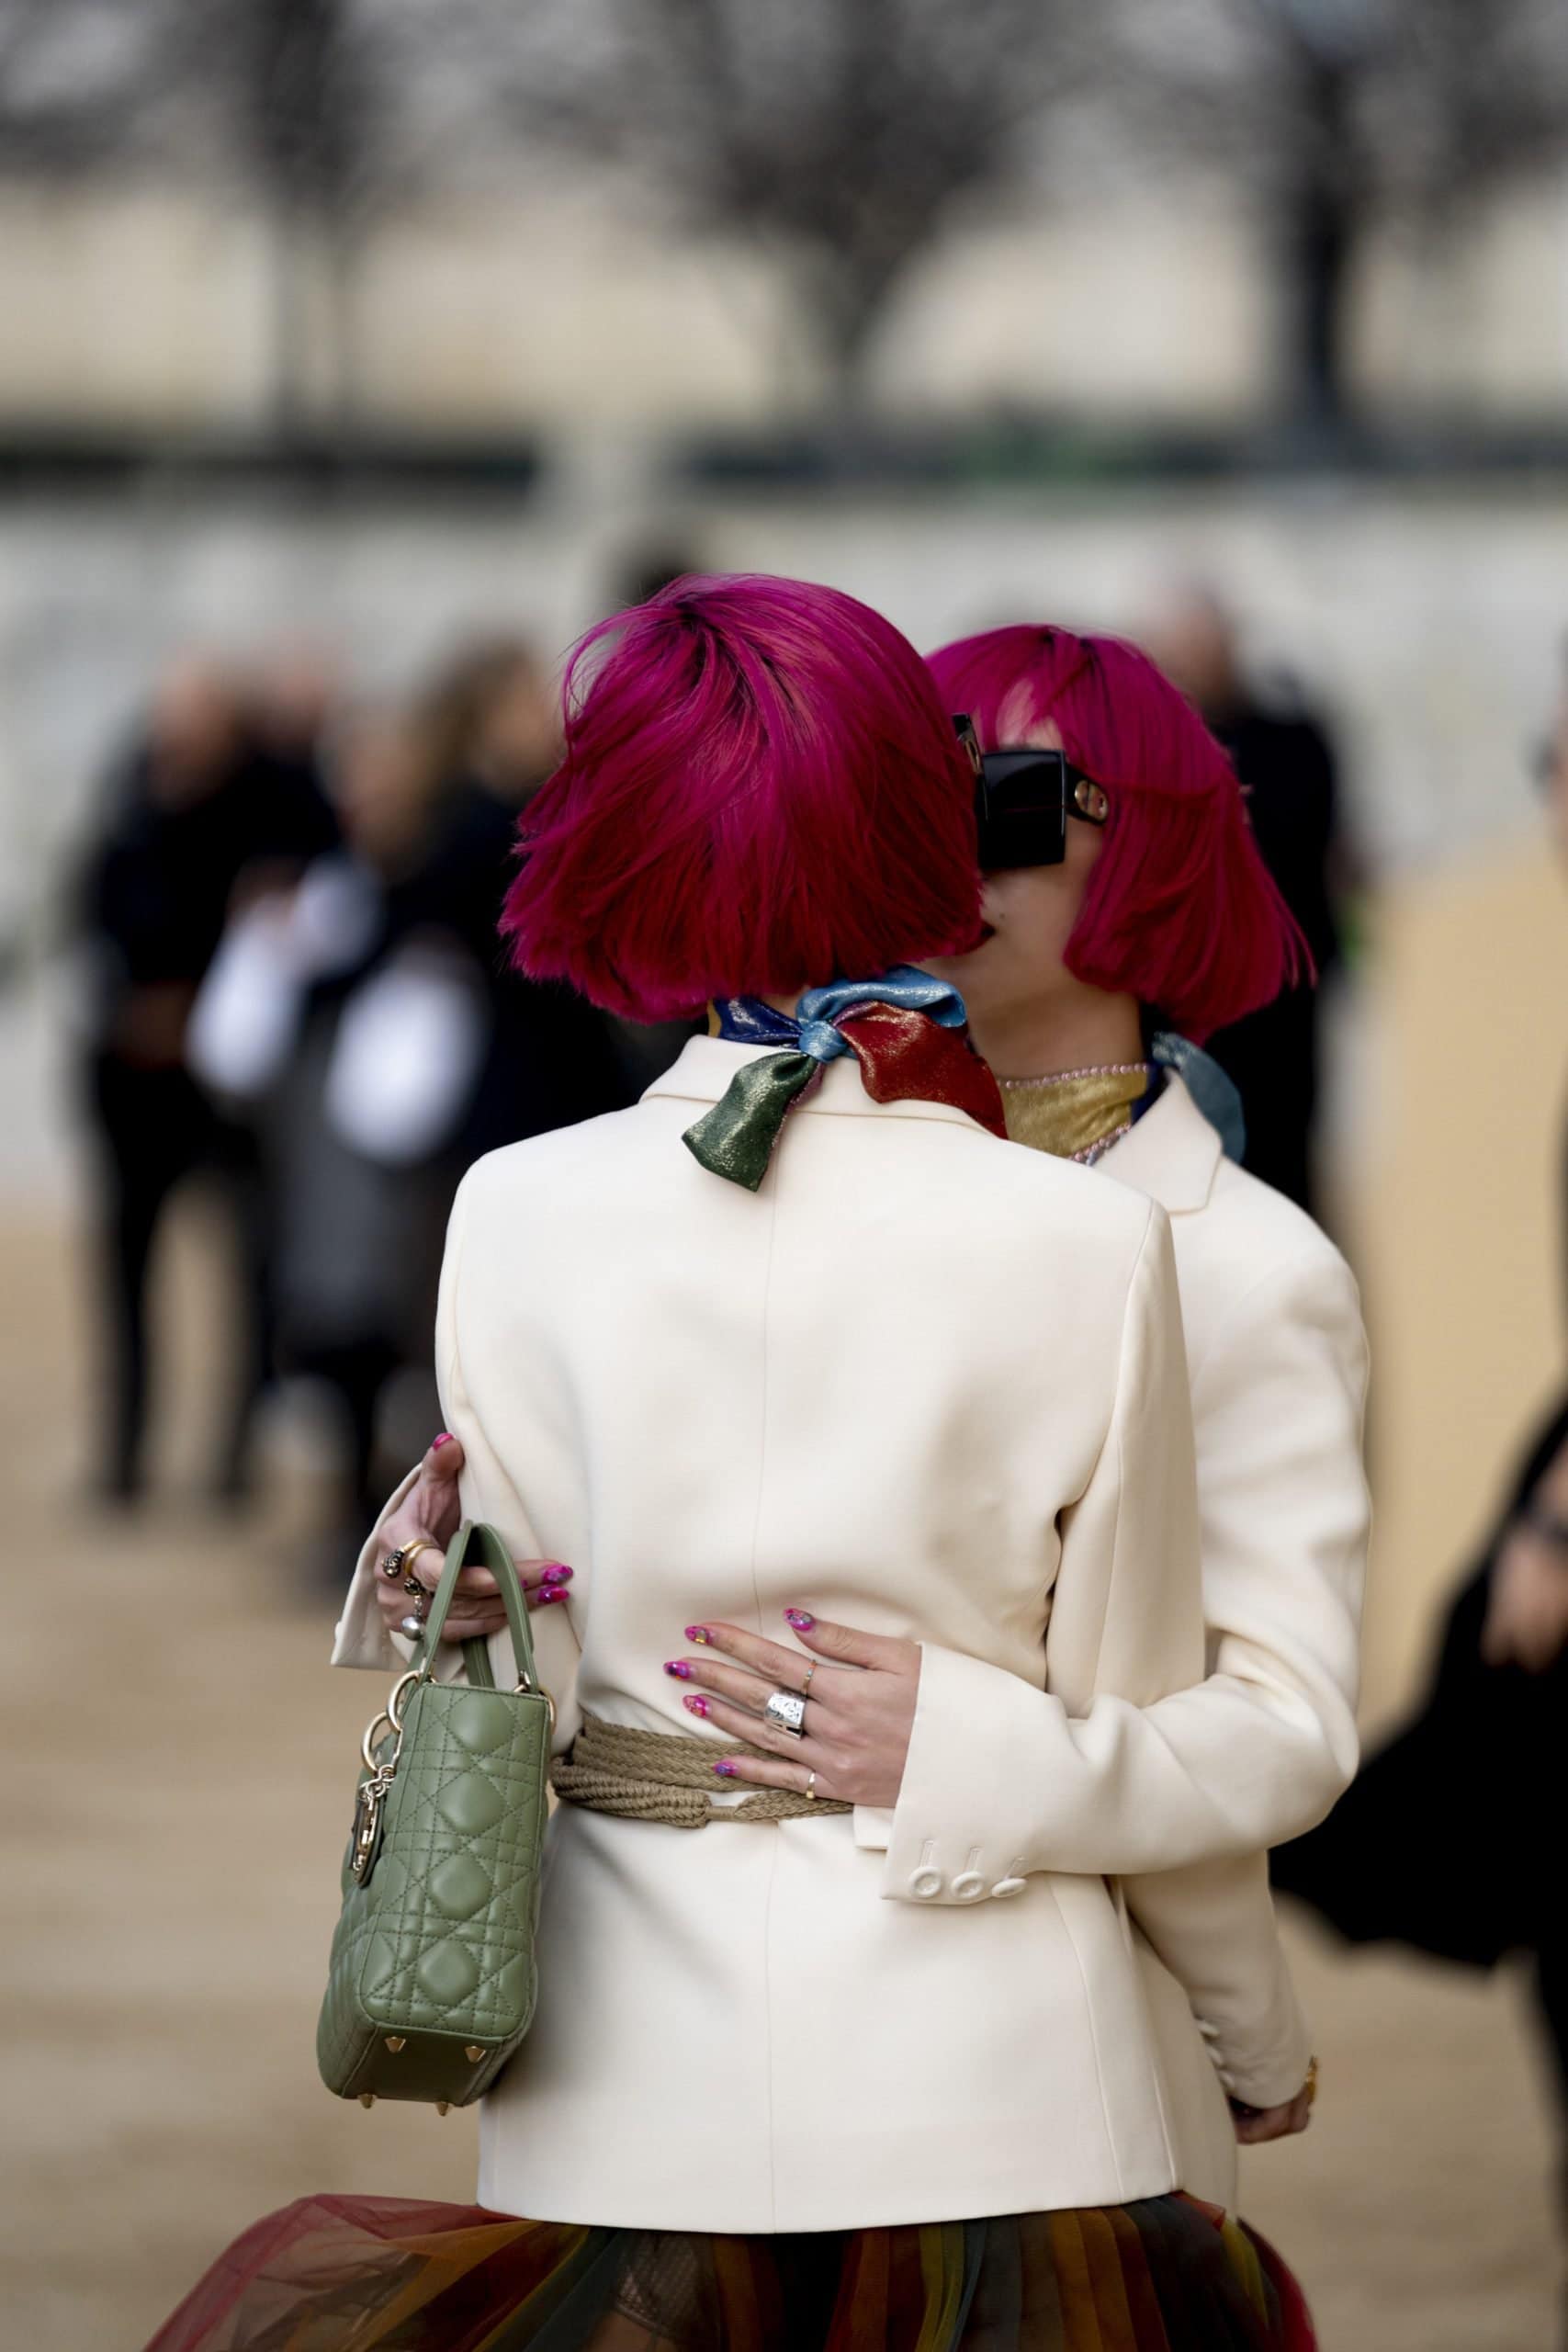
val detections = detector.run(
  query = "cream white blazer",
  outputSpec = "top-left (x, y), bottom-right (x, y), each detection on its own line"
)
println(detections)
top-left (333, 1036), bottom-right (1310, 2233)
top-left (856, 1076), bottom-right (1370, 2205)
top-left (1111, 1080), bottom-right (1368, 2202)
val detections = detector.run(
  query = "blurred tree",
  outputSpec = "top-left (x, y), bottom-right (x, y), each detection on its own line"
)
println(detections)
top-left (461, 0), bottom-right (1093, 409)
top-left (155, 0), bottom-right (387, 435)
top-left (1106, 0), bottom-right (1568, 442)
top-left (0, 0), bottom-right (426, 435)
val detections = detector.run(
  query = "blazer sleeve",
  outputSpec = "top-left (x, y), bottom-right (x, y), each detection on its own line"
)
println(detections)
top-left (879, 1198), bottom-right (1209, 1900)
top-left (874, 1238), bottom-right (1368, 1888)
top-left (331, 1170), bottom-right (584, 1732)
top-left (1124, 1853), bottom-right (1313, 2111)
top-left (330, 1461), bottom-right (423, 1672)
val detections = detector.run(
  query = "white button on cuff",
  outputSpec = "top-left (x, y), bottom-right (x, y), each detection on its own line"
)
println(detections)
top-left (951, 1871), bottom-right (986, 1902)
top-left (908, 1867), bottom-right (944, 1900)
top-left (1197, 2019), bottom-right (1221, 2041)
top-left (1216, 2069), bottom-right (1236, 2093)
top-left (990, 1876), bottom-right (1026, 1899)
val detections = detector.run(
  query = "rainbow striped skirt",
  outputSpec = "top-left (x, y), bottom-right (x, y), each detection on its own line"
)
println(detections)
top-left (145, 2190), bottom-right (1314, 2350)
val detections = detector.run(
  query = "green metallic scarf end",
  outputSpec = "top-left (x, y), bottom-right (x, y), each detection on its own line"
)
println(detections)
top-left (682, 1049), bottom-right (818, 1190)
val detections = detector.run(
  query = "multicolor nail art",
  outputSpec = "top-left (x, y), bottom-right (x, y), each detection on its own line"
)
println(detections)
top-left (784, 1609), bottom-right (816, 1631)
top-left (432, 1432), bottom-right (454, 1450)
top-left (713, 1757), bottom-right (737, 1774)
top-left (684, 1624), bottom-right (711, 1645)
top-left (540, 1565), bottom-right (573, 1587)
top-left (664, 1658), bottom-right (694, 1679)
top-left (539, 1587), bottom-right (570, 1605)
top-left (684, 1695), bottom-right (713, 1719)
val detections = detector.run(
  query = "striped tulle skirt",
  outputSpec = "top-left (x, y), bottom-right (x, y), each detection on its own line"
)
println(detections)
top-left (144, 2190), bottom-right (1314, 2351)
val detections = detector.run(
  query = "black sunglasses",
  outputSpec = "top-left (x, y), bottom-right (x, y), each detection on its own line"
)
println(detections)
top-left (953, 714), bottom-right (1110, 870)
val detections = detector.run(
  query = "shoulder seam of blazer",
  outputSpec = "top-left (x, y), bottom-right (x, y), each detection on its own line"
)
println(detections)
top-left (1187, 1241), bottom-right (1369, 1398)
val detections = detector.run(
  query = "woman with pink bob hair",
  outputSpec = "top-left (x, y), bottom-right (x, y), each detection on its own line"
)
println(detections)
top-left (157, 580), bottom-right (1317, 2351)
top-left (909, 622), bottom-right (1370, 2211)
top-left (499, 572), bottom-right (987, 1020)
top-left (930, 622), bottom-right (1303, 1045)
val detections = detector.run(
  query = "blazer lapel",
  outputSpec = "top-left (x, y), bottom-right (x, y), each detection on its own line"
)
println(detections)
top-left (1097, 1078), bottom-right (1223, 1215)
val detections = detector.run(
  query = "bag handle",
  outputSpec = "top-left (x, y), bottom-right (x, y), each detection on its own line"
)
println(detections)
top-left (412, 1520), bottom-right (543, 1696)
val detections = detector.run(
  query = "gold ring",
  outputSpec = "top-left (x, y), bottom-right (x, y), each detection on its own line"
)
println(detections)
top-left (801, 1660), bottom-right (817, 1691)
top-left (805, 1771), bottom-right (818, 1801)
top-left (380, 1535), bottom-right (439, 1584)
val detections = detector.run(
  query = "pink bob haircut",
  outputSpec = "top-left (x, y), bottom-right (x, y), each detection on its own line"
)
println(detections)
top-left (927, 625), bottom-right (1306, 1041)
top-left (502, 574), bottom-right (983, 1021)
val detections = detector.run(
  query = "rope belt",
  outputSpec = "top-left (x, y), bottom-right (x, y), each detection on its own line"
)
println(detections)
top-left (549, 1711), bottom-right (852, 1827)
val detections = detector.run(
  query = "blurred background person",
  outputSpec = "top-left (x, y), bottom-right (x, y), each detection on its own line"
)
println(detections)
top-left (190, 644), bottom-right (631, 1571)
top-left (72, 651), bottom-right (337, 1503)
top-left (1146, 582), bottom-right (1357, 1221)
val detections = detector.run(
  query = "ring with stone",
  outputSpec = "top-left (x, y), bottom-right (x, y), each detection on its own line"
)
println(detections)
top-left (380, 1536), bottom-right (438, 1584)
top-left (801, 1659), bottom-right (818, 1691)
top-left (763, 1687), bottom-right (807, 1739)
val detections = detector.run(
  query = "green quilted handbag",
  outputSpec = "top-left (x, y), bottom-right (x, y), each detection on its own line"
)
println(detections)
top-left (318, 1521), bottom-right (553, 2111)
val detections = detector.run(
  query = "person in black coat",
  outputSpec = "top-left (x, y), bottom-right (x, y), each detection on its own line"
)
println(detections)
top-left (1147, 585), bottom-right (1353, 1218)
top-left (73, 654), bottom-right (336, 1500)
top-left (1272, 1399), bottom-right (1568, 2128)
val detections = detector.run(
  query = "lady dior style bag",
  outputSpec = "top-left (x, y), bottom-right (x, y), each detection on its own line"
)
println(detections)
top-left (318, 1521), bottom-right (553, 2112)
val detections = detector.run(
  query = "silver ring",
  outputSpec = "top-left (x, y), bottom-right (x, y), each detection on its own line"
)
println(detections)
top-left (763, 1688), bottom-right (807, 1739)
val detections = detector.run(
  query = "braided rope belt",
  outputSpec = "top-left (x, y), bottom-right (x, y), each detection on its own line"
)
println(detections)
top-left (549, 1711), bottom-right (851, 1827)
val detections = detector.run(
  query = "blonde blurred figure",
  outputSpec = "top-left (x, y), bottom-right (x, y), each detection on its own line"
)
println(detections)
top-left (1275, 645), bottom-right (1568, 2222)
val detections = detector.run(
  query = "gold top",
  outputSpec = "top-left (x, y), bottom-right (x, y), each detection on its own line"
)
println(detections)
top-left (1000, 1064), bottom-right (1151, 1164)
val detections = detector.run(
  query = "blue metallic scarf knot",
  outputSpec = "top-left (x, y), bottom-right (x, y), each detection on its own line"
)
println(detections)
top-left (685, 967), bottom-right (1004, 1190)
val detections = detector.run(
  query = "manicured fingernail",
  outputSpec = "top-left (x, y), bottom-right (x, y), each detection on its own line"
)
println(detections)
top-left (541, 1565), bottom-right (573, 1586)
top-left (712, 1755), bottom-right (736, 1772)
top-left (684, 1694), bottom-right (712, 1718)
top-left (540, 1587), bottom-right (570, 1604)
top-left (432, 1432), bottom-right (454, 1450)
top-left (684, 1624), bottom-right (710, 1644)
top-left (784, 1609), bottom-right (815, 1631)
top-left (664, 1658), bottom-right (694, 1679)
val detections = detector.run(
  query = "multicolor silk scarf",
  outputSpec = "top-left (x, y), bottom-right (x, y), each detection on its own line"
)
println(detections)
top-left (684, 967), bottom-right (1008, 1192)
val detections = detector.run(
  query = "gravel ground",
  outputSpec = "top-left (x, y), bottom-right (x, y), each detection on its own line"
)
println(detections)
top-left (4, 1213), bottom-right (1562, 2351)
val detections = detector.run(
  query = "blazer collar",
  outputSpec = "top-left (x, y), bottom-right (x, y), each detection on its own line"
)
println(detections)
top-left (643, 1034), bottom-right (994, 1135)
top-left (1096, 1075), bottom-right (1223, 1214)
